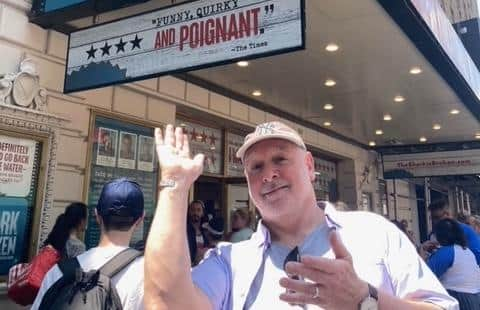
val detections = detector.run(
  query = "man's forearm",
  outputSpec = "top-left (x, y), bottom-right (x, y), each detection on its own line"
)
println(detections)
top-left (145, 186), bottom-right (207, 309)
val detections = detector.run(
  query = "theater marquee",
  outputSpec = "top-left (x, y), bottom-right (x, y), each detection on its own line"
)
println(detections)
top-left (64, 0), bottom-right (305, 93)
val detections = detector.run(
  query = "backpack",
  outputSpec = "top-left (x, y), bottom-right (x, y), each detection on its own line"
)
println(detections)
top-left (38, 248), bottom-right (142, 310)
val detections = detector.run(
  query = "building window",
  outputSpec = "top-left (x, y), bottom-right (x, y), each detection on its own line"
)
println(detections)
top-left (313, 156), bottom-right (337, 202)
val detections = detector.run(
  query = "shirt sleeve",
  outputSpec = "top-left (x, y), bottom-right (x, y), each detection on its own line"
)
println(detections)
top-left (30, 265), bottom-right (63, 310)
top-left (385, 222), bottom-right (459, 310)
top-left (192, 248), bottom-right (231, 310)
top-left (66, 239), bottom-right (86, 258)
top-left (427, 246), bottom-right (454, 278)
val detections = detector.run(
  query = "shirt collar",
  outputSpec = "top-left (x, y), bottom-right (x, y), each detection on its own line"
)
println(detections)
top-left (252, 201), bottom-right (342, 249)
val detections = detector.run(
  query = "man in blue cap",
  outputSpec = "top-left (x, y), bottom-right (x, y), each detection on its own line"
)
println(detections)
top-left (32, 178), bottom-right (145, 309)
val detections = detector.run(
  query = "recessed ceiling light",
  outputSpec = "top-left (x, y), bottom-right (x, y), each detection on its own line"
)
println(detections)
top-left (237, 61), bottom-right (249, 67)
top-left (323, 121), bottom-right (332, 127)
top-left (394, 95), bottom-right (405, 103)
top-left (409, 67), bottom-right (422, 75)
top-left (369, 141), bottom-right (376, 146)
top-left (475, 133), bottom-right (480, 139)
top-left (323, 104), bottom-right (334, 110)
top-left (450, 109), bottom-right (460, 115)
top-left (375, 129), bottom-right (383, 135)
top-left (433, 124), bottom-right (441, 130)
top-left (383, 114), bottom-right (392, 121)
top-left (324, 79), bottom-right (336, 87)
top-left (419, 136), bottom-right (427, 142)
top-left (252, 90), bottom-right (262, 97)
top-left (325, 43), bottom-right (339, 52)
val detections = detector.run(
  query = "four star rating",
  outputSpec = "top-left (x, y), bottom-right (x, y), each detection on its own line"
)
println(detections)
top-left (86, 35), bottom-right (143, 59)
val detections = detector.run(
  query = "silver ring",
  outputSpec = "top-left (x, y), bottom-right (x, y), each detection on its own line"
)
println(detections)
top-left (313, 285), bottom-right (320, 299)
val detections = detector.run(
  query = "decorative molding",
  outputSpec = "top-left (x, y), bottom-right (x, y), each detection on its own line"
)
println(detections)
top-left (1, 59), bottom-right (48, 112)
top-left (0, 0), bottom-right (32, 13)
top-left (0, 59), bottom-right (69, 250)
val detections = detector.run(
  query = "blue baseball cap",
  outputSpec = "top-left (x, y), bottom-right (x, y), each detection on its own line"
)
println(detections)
top-left (96, 178), bottom-right (144, 219)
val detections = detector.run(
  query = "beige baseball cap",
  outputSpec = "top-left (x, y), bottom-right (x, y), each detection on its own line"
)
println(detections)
top-left (236, 121), bottom-right (306, 160)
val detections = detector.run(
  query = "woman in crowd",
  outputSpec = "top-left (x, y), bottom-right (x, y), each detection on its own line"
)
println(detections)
top-left (425, 218), bottom-right (480, 309)
top-left (229, 208), bottom-right (254, 243)
top-left (43, 202), bottom-right (88, 258)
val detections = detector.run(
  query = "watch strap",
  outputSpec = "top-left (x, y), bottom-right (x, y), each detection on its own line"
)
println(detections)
top-left (159, 179), bottom-right (176, 188)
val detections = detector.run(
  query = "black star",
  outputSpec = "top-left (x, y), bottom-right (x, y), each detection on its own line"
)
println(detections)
top-left (100, 41), bottom-right (112, 56)
top-left (86, 45), bottom-right (97, 59)
top-left (115, 38), bottom-right (127, 53)
top-left (130, 34), bottom-right (143, 50)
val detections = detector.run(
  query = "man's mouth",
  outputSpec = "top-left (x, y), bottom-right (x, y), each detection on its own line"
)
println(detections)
top-left (262, 185), bottom-right (289, 197)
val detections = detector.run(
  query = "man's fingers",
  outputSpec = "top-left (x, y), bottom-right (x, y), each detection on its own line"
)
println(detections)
top-left (193, 154), bottom-right (205, 172)
top-left (164, 124), bottom-right (175, 147)
top-left (175, 126), bottom-right (183, 150)
top-left (279, 277), bottom-right (320, 297)
top-left (285, 261), bottom-right (333, 283)
top-left (279, 290), bottom-right (322, 306)
top-left (182, 132), bottom-right (190, 156)
top-left (328, 230), bottom-right (352, 262)
top-left (154, 128), bottom-right (163, 146)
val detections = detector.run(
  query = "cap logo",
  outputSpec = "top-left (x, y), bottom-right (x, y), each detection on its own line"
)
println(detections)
top-left (256, 123), bottom-right (275, 135)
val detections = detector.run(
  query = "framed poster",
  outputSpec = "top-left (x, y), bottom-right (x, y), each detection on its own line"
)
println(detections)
top-left (175, 120), bottom-right (223, 175)
top-left (118, 131), bottom-right (137, 169)
top-left (0, 135), bottom-right (41, 276)
top-left (226, 132), bottom-right (245, 177)
top-left (85, 116), bottom-right (158, 249)
top-left (96, 127), bottom-right (118, 167)
top-left (138, 135), bottom-right (155, 172)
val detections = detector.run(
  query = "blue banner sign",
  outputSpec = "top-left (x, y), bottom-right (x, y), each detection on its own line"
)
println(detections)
top-left (0, 198), bottom-right (28, 275)
top-left (42, 0), bottom-right (88, 13)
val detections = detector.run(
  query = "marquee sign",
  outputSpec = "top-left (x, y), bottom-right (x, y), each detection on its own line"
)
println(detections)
top-left (64, 0), bottom-right (305, 93)
top-left (382, 148), bottom-right (480, 179)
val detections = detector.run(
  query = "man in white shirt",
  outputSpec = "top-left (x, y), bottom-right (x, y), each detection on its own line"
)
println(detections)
top-left (145, 122), bottom-right (458, 310)
top-left (32, 178), bottom-right (145, 309)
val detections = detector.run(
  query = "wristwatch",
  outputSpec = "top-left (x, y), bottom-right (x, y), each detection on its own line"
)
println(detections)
top-left (158, 179), bottom-right (176, 189)
top-left (359, 283), bottom-right (378, 310)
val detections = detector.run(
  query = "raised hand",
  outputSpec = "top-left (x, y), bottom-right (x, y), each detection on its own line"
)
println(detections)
top-left (279, 230), bottom-right (368, 309)
top-left (155, 124), bottom-right (204, 189)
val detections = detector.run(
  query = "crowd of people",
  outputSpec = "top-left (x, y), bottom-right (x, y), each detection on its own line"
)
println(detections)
top-left (9, 121), bottom-right (480, 309)
top-left (187, 200), bottom-right (255, 265)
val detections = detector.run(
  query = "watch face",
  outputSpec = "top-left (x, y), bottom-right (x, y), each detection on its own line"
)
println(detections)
top-left (360, 297), bottom-right (378, 310)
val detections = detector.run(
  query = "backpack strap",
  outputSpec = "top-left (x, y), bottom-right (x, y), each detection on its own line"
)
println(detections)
top-left (100, 248), bottom-right (142, 278)
top-left (38, 258), bottom-right (81, 310)
top-left (57, 257), bottom-right (82, 281)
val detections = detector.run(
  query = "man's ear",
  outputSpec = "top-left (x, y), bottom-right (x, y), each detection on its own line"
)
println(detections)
top-left (305, 151), bottom-right (315, 182)
top-left (94, 209), bottom-right (106, 231)
top-left (134, 212), bottom-right (145, 228)
top-left (94, 209), bottom-right (102, 226)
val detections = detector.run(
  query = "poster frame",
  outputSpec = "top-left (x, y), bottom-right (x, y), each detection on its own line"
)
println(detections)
top-left (0, 128), bottom-right (48, 281)
top-left (82, 109), bottom-right (164, 245)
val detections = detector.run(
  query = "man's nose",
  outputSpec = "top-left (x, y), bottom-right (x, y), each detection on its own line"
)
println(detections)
top-left (262, 166), bottom-right (279, 183)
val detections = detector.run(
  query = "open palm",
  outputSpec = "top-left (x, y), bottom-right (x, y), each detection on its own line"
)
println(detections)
top-left (155, 124), bottom-right (204, 188)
